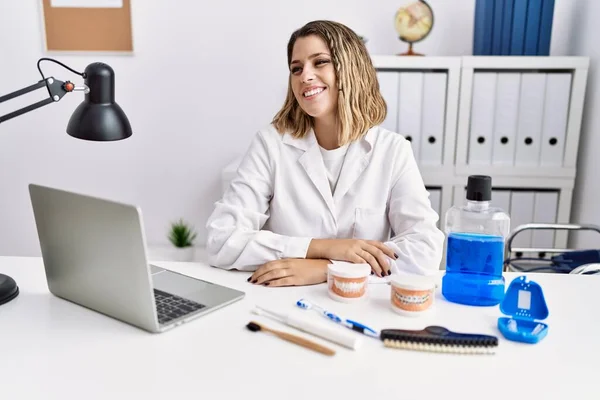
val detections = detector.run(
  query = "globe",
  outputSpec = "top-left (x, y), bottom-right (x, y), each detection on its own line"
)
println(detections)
top-left (394, 0), bottom-right (434, 56)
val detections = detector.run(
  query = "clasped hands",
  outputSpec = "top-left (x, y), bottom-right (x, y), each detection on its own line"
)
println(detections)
top-left (247, 239), bottom-right (397, 287)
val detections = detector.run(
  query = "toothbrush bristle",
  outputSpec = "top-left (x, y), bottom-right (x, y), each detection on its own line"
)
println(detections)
top-left (246, 322), bottom-right (261, 332)
top-left (383, 339), bottom-right (495, 355)
top-left (296, 299), bottom-right (310, 309)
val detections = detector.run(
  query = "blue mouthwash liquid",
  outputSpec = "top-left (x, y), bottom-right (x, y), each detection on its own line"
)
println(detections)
top-left (442, 175), bottom-right (510, 307)
top-left (442, 232), bottom-right (506, 306)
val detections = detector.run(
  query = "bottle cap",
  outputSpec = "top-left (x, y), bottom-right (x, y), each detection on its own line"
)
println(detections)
top-left (466, 175), bottom-right (492, 201)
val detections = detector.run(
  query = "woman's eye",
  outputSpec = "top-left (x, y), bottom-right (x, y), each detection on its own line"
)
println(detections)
top-left (315, 59), bottom-right (330, 66)
top-left (291, 66), bottom-right (302, 74)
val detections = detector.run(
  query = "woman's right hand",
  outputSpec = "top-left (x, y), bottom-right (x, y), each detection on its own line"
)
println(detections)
top-left (306, 239), bottom-right (397, 277)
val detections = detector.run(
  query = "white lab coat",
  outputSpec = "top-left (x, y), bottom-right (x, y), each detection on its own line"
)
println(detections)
top-left (206, 124), bottom-right (445, 276)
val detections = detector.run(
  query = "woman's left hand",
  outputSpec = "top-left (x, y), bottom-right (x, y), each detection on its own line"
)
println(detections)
top-left (248, 259), bottom-right (329, 287)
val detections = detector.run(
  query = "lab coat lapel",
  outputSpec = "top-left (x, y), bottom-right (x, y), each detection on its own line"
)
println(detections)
top-left (284, 131), bottom-right (336, 218)
top-left (333, 129), bottom-right (375, 205)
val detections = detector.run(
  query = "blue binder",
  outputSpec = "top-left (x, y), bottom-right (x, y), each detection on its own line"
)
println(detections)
top-left (538, 0), bottom-right (555, 55)
top-left (524, 0), bottom-right (542, 55)
top-left (492, 0), bottom-right (505, 55)
top-left (510, 0), bottom-right (528, 55)
top-left (501, 0), bottom-right (515, 55)
top-left (473, 0), bottom-right (495, 55)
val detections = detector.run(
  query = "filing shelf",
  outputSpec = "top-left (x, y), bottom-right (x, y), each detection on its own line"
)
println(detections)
top-left (372, 55), bottom-right (590, 251)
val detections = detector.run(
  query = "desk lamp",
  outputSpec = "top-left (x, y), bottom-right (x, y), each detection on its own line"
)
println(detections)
top-left (0, 58), bottom-right (132, 306)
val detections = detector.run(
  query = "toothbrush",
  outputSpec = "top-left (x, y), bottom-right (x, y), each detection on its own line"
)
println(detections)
top-left (252, 305), bottom-right (362, 350)
top-left (296, 299), bottom-right (380, 338)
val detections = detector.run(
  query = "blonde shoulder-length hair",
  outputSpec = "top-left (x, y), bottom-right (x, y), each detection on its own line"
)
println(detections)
top-left (272, 20), bottom-right (387, 146)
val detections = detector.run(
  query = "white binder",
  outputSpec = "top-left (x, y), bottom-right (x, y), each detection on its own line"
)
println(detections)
top-left (398, 72), bottom-right (423, 162)
top-left (531, 191), bottom-right (559, 250)
top-left (515, 73), bottom-right (546, 166)
top-left (453, 186), bottom-right (465, 208)
top-left (540, 73), bottom-right (572, 167)
top-left (376, 71), bottom-right (399, 133)
top-left (427, 188), bottom-right (442, 225)
top-left (492, 189), bottom-right (511, 216)
top-left (468, 72), bottom-right (496, 165)
top-left (509, 191), bottom-right (536, 250)
top-left (420, 72), bottom-right (447, 166)
top-left (492, 73), bottom-right (520, 166)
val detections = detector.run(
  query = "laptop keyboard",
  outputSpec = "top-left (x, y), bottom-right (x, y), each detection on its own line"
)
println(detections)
top-left (153, 289), bottom-right (206, 325)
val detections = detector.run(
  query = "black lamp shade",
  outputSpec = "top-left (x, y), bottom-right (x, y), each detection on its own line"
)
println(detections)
top-left (67, 62), bottom-right (132, 141)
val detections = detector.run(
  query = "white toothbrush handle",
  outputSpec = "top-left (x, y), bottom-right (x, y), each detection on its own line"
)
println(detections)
top-left (285, 314), bottom-right (362, 350)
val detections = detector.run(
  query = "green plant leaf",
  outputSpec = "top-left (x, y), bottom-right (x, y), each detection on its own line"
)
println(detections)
top-left (167, 218), bottom-right (197, 248)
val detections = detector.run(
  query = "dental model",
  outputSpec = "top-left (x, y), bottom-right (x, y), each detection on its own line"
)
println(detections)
top-left (389, 273), bottom-right (436, 316)
top-left (327, 262), bottom-right (371, 303)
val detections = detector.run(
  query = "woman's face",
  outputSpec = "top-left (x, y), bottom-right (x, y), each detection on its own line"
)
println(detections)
top-left (290, 35), bottom-right (338, 121)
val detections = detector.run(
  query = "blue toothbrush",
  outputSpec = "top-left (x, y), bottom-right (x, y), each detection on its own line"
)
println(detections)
top-left (296, 298), bottom-right (380, 338)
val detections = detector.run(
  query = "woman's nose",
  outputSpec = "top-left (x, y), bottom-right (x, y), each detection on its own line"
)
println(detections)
top-left (300, 67), bottom-right (315, 83)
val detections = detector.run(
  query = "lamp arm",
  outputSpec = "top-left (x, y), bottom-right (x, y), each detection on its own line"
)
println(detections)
top-left (0, 77), bottom-right (73, 124)
top-left (0, 57), bottom-right (89, 125)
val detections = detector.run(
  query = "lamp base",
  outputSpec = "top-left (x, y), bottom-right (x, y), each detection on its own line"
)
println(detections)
top-left (0, 273), bottom-right (19, 305)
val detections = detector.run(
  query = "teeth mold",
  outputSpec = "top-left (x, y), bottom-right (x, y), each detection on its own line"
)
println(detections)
top-left (389, 273), bottom-right (436, 316)
top-left (327, 262), bottom-right (371, 303)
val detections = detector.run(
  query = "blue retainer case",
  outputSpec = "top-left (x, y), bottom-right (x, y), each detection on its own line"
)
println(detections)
top-left (497, 276), bottom-right (549, 344)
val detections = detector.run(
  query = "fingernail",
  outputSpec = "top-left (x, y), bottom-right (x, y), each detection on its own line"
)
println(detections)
top-left (394, 253), bottom-right (399, 259)
top-left (370, 271), bottom-right (374, 275)
top-left (252, 279), bottom-right (257, 284)
top-left (247, 277), bottom-right (251, 282)
top-left (264, 282), bottom-right (270, 286)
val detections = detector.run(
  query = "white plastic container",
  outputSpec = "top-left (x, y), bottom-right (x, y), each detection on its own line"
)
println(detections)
top-left (390, 274), bottom-right (436, 316)
top-left (327, 262), bottom-right (371, 303)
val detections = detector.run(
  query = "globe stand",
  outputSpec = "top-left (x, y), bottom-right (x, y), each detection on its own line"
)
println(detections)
top-left (398, 42), bottom-right (424, 56)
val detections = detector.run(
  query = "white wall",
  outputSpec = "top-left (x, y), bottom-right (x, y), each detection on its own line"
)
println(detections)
top-left (567, 0), bottom-right (600, 248)
top-left (0, 0), bottom-right (582, 256)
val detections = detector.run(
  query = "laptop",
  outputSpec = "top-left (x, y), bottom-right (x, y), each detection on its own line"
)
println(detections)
top-left (28, 183), bottom-right (245, 333)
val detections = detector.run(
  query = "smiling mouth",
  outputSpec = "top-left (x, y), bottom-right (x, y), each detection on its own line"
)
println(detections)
top-left (303, 87), bottom-right (325, 98)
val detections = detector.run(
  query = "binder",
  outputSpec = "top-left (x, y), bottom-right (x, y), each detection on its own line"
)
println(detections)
top-left (501, 0), bottom-right (515, 55)
top-left (510, 0), bottom-right (528, 55)
top-left (428, 188), bottom-right (442, 224)
top-left (531, 191), bottom-right (558, 251)
top-left (453, 186), bottom-right (466, 208)
top-left (473, 0), bottom-right (495, 55)
top-left (376, 71), bottom-right (399, 133)
top-left (492, 0), bottom-right (505, 55)
top-left (492, 73), bottom-right (520, 166)
top-left (515, 73), bottom-right (546, 166)
top-left (492, 189), bottom-right (512, 215)
top-left (420, 72), bottom-right (447, 166)
top-left (398, 72), bottom-right (424, 162)
top-left (524, 0), bottom-right (543, 55)
top-left (540, 73), bottom-right (572, 167)
top-left (538, 0), bottom-right (556, 55)
top-left (509, 191), bottom-right (536, 250)
top-left (468, 72), bottom-right (496, 165)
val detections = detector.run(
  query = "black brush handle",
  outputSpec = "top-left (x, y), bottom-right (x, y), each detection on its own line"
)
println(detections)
top-left (380, 325), bottom-right (498, 347)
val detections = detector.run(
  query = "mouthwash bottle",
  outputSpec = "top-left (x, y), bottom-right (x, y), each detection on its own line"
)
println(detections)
top-left (442, 175), bottom-right (510, 306)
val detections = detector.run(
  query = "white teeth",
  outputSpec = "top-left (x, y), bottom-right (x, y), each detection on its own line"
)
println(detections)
top-left (334, 280), bottom-right (365, 293)
top-left (303, 88), bottom-right (324, 97)
top-left (395, 292), bottom-right (429, 304)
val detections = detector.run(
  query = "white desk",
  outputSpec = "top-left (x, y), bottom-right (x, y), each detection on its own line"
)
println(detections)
top-left (1, 256), bottom-right (598, 399)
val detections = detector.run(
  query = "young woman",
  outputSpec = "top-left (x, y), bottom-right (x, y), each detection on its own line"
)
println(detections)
top-left (205, 20), bottom-right (444, 287)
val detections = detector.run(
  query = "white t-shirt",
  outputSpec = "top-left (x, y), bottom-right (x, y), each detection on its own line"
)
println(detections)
top-left (319, 143), bottom-right (349, 194)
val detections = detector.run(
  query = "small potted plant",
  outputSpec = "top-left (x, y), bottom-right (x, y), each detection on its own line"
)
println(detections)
top-left (167, 218), bottom-right (197, 261)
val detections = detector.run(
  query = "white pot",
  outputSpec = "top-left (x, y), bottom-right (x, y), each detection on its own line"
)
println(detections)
top-left (167, 246), bottom-right (195, 262)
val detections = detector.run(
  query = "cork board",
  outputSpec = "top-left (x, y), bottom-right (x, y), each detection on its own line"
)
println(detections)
top-left (41, 0), bottom-right (133, 52)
